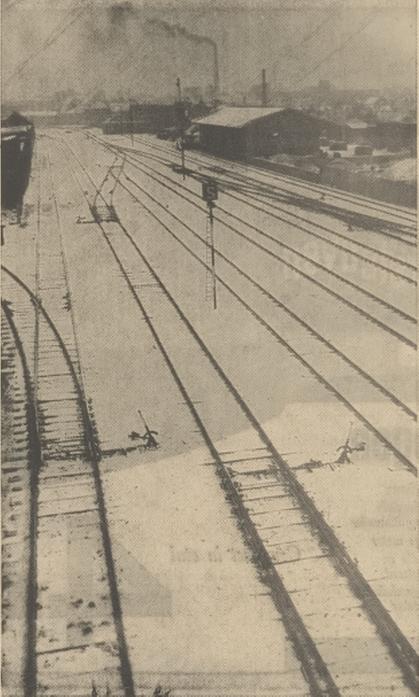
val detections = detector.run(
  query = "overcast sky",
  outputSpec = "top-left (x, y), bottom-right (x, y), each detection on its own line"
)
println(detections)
top-left (2, 0), bottom-right (416, 101)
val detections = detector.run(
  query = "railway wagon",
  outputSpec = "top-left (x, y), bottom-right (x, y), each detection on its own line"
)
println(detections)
top-left (1, 111), bottom-right (35, 210)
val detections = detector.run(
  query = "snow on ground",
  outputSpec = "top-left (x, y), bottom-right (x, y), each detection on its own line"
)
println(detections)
top-left (379, 159), bottom-right (416, 183)
top-left (2, 129), bottom-right (417, 692)
top-left (57, 131), bottom-right (417, 645)
top-left (37, 152), bottom-right (308, 691)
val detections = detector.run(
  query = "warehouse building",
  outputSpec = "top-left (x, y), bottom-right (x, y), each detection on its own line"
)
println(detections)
top-left (373, 120), bottom-right (416, 153)
top-left (193, 107), bottom-right (327, 159)
top-left (103, 100), bottom-right (212, 136)
top-left (343, 120), bottom-right (376, 144)
top-left (103, 103), bottom-right (182, 135)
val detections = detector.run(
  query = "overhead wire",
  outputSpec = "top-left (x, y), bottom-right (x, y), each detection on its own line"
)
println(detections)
top-left (291, 9), bottom-right (379, 87)
top-left (227, 2), bottom-right (343, 95)
top-left (263, 4), bottom-right (344, 88)
top-left (4, 3), bottom-right (88, 84)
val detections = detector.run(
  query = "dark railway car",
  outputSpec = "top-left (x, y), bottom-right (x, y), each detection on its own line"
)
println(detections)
top-left (102, 101), bottom-right (209, 136)
top-left (1, 111), bottom-right (35, 211)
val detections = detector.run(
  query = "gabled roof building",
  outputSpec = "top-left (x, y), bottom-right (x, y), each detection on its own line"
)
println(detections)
top-left (193, 107), bottom-right (328, 158)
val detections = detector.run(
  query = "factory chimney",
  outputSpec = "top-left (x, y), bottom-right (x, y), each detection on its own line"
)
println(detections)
top-left (146, 19), bottom-right (220, 101)
top-left (261, 69), bottom-right (268, 106)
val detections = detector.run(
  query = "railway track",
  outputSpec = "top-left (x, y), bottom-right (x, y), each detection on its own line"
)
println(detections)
top-left (120, 173), bottom-right (416, 419)
top-left (50, 137), bottom-right (418, 695)
top-left (1, 149), bottom-right (135, 696)
top-left (117, 141), bottom-right (417, 279)
top-left (89, 132), bottom-right (417, 260)
top-left (127, 133), bottom-right (417, 232)
top-left (86, 130), bottom-right (416, 282)
top-left (1, 303), bottom-right (34, 697)
top-left (81, 132), bottom-right (416, 350)
top-left (148, 137), bottom-right (416, 244)
top-left (1, 268), bottom-right (134, 697)
top-left (99, 131), bottom-right (416, 240)
top-left (56, 133), bottom-right (416, 469)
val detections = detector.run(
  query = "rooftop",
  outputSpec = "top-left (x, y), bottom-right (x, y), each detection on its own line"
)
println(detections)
top-left (193, 107), bottom-right (284, 128)
top-left (345, 120), bottom-right (373, 130)
top-left (1, 110), bottom-right (33, 127)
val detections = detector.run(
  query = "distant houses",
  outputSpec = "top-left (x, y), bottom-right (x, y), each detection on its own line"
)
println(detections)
top-left (3, 84), bottom-right (415, 160)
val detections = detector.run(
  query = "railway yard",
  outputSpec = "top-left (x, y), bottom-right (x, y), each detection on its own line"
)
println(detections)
top-left (1, 128), bottom-right (417, 697)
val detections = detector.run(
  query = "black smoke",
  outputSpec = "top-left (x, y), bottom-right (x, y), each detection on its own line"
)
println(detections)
top-left (145, 17), bottom-right (219, 95)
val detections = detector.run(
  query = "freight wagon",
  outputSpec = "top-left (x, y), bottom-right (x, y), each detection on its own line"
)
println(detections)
top-left (1, 112), bottom-right (35, 211)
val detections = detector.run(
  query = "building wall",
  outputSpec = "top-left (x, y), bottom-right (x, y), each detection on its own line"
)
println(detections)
top-left (84, 108), bottom-right (112, 127)
top-left (343, 125), bottom-right (375, 144)
top-left (250, 156), bottom-right (416, 209)
top-left (244, 114), bottom-right (280, 157)
top-left (129, 104), bottom-right (176, 132)
top-left (274, 111), bottom-right (326, 154)
top-left (199, 125), bottom-right (246, 157)
top-left (321, 165), bottom-right (416, 208)
top-left (372, 122), bottom-right (416, 152)
top-left (198, 110), bottom-right (342, 159)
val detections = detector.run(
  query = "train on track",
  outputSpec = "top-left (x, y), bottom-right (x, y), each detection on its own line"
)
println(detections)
top-left (1, 111), bottom-right (35, 211)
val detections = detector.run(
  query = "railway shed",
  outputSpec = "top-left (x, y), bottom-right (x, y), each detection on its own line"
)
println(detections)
top-left (193, 107), bottom-right (325, 158)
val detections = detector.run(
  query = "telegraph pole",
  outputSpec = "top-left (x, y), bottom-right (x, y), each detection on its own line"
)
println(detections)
top-left (176, 76), bottom-right (182, 102)
top-left (176, 77), bottom-right (186, 178)
top-left (129, 101), bottom-right (134, 146)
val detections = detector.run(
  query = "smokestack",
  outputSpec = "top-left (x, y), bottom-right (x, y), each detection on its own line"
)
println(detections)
top-left (213, 43), bottom-right (220, 101)
top-left (261, 69), bottom-right (268, 107)
top-left (146, 18), bottom-right (220, 100)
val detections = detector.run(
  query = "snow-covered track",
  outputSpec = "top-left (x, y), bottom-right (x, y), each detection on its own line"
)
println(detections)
top-left (1, 144), bottom-right (136, 697)
top-left (86, 133), bottom-right (416, 351)
top-left (56, 141), bottom-right (418, 696)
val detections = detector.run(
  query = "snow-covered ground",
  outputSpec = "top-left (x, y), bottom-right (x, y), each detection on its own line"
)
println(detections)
top-left (2, 129), bottom-right (417, 695)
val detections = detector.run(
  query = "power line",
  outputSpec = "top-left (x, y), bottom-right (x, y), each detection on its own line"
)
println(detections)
top-left (268, 4), bottom-right (344, 79)
top-left (4, 3), bottom-right (88, 85)
top-left (291, 9), bottom-right (379, 87)
top-left (227, 2), bottom-right (343, 97)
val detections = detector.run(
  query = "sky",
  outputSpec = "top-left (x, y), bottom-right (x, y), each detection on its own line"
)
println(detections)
top-left (2, 0), bottom-right (416, 102)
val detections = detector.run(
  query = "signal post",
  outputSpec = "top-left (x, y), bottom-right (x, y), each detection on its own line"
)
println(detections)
top-left (202, 179), bottom-right (218, 309)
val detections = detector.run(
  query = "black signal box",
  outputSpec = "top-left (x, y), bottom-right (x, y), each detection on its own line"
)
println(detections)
top-left (202, 179), bottom-right (218, 202)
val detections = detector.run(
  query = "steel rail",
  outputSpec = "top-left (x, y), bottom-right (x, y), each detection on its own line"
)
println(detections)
top-left (117, 173), bottom-right (417, 472)
top-left (97, 142), bottom-right (416, 347)
top-left (1, 267), bottom-right (137, 697)
top-left (120, 150), bottom-right (417, 317)
top-left (58, 136), bottom-right (417, 468)
top-left (103, 220), bottom-right (419, 691)
top-left (89, 131), bottom-right (418, 254)
top-left (59, 161), bottom-right (344, 697)
top-left (129, 132), bottom-right (418, 228)
top-left (112, 133), bottom-right (418, 252)
top-left (1, 301), bottom-right (41, 697)
top-left (22, 137), bottom-right (419, 691)
top-left (86, 134), bottom-right (417, 319)
top-left (121, 171), bottom-right (416, 421)
top-left (63, 142), bottom-right (419, 691)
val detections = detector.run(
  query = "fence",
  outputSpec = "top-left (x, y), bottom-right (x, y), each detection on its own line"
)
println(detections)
top-left (320, 166), bottom-right (417, 209)
top-left (248, 157), bottom-right (417, 209)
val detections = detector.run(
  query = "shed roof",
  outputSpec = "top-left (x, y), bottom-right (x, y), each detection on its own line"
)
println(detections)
top-left (345, 120), bottom-right (373, 130)
top-left (193, 107), bottom-right (284, 129)
top-left (1, 111), bottom-right (32, 127)
top-left (85, 100), bottom-right (110, 111)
